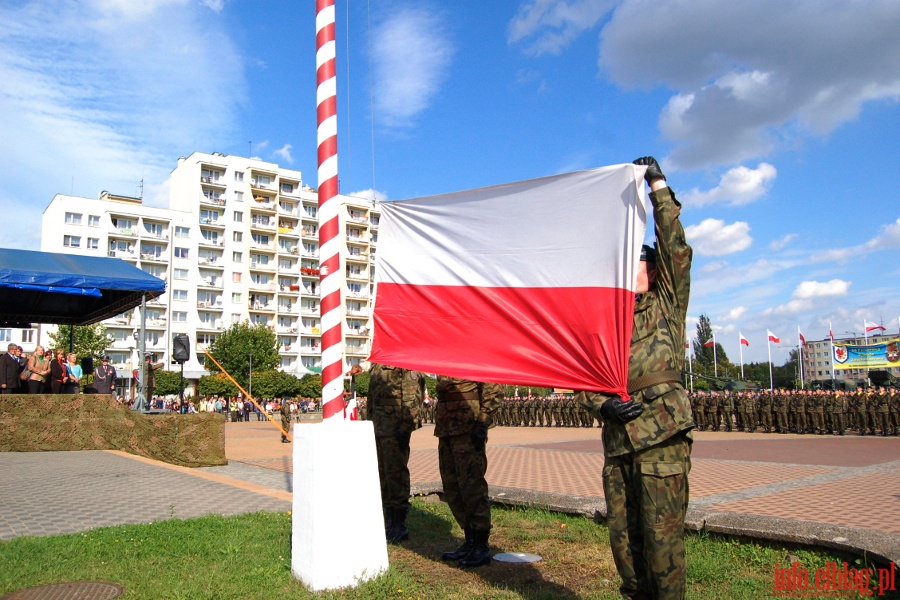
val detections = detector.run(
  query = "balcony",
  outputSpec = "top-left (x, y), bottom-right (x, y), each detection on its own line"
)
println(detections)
top-left (110, 227), bottom-right (136, 237)
top-left (250, 219), bottom-right (276, 232)
top-left (141, 229), bottom-right (169, 240)
top-left (200, 195), bottom-right (226, 207)
top-left (251, 197), bottom-right (276, 211)
top-left (199, 217), bottom-right (225, 229)
top-left (107, 249), bottom-right (136, 259)
top-left (199, 238), bottom-right (224, 248)
top-left (140, 253), bottom-right (166, 263)
top-left (198, 256), bottom-right (223, 267)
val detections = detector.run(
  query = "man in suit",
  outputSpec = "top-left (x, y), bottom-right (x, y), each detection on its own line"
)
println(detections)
top-left (93, 356), bottom-right (118, 396)
top-left (0, 343), bottom-right (21, 393)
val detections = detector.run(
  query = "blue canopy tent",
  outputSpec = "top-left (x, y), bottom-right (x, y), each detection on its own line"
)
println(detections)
top-left (0, 248), bottom-right (166, 326)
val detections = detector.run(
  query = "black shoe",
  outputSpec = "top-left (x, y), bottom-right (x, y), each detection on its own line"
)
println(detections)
top-left (387, 507), bottom-right (409, 543)
top-left (459, 530), bottom-right (491, 568)
top-left (442, 528), bottom-right (474, 561)
top-left (383, 507), bottom-right (394, 537)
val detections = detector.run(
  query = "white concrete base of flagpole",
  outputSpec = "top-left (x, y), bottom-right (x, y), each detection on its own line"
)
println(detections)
top-left (291, 420), bottom-right (389, 591)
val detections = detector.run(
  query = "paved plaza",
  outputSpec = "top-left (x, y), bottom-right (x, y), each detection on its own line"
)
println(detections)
top-left (1, 420), bottom-right (898, 566)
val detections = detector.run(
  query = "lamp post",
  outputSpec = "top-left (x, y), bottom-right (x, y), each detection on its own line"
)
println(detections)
top-left (248, 353), bottom-right (253, 399)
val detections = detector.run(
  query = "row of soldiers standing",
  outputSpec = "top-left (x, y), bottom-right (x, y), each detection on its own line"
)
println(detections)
top-left (417, 395), bottom-right (596, 428)
top-left (689, 388), bottom-right (900, 436)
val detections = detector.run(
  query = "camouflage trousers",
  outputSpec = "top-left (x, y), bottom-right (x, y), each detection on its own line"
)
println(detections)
top-left (376, 434), bottom-right (412, 509)
top-left (438, 433), bottom-right (491, 533)
top-left (603, 432), bottom-right (692, 600)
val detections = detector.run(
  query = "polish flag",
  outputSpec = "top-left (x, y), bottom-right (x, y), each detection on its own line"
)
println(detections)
top-left (865, 320), bottom-right (885, 333)
top-left (739, 333), bottom-right (749, 346)
top-left (767, 330), bottom-right (781, 343)
top-left (798, 329), bottom-right (806, 346)
top-left (829, 322), bottom-right (834, 340)
top-left (370, 165), bottom-right (649, 397)
top-left (703, 338), bottom-right (715, 348)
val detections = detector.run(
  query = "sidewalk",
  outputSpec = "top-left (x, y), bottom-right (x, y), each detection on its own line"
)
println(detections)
top-left (2, 420), bottom-right (898, 566)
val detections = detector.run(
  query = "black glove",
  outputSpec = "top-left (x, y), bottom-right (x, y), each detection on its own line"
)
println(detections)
top-left (599, 396), bottom-right (644, 424)
top-left (633, 156), bottom-right (665, 183)
top-left (472, 421), bottom-right (489, 448)
top-left (395, 428), bottom-right (411, 446)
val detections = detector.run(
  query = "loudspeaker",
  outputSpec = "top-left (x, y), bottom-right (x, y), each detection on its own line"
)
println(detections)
top-left (173, 333), bottom-right (190, 362)
top-left (81, 356), bottom-right (94, 375)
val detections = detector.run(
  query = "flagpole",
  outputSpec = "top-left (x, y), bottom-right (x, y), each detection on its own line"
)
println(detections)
top-left (316, 0), bottom-right (345, 421)
top-left (739, 334), bottom-right (744, 380)
top-left (829, 321), bottom-right (835, 386)
top-left (687, 345), bottom-right (694, 393)
top-left (713, 335), bottom-right (718, 378)
top-left (798, 326), bottom-right (804, 390)
top-left (767, 335), bottom-right (774, 391)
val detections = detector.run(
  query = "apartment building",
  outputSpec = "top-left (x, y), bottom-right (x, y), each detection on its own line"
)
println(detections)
top-left (35, 151), bottom-right (379, 391)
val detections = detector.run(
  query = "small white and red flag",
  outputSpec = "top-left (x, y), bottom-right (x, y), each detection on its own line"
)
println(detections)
top-left (703, 338), bottom-right (716, 348)
top-left (739, 333), bottom-right (750, 346)
top-left (829, 322), bottom-right (834, 340)
top-left (865, 320), bottom-right (885, 333)
top-left (798, 328), bottom-right (806, 346)
top-left (767, 330), bottom-right (781, 343)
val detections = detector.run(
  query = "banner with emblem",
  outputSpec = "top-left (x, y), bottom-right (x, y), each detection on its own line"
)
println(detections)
top-left (832, 339), bottom-right (900, 370)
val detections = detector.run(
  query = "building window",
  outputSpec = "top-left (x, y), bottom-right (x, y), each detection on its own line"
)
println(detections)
top-left (63, 235), bottom-right (81, 248)
top-left (175, 226), bottom-right (190, 238)
top-left (235, 171), bottom-right (244, 182)
top-left (232, 252), bottom-right (242, 263)
top-left (21, 329), bottom-right (34, 343)
top-left (200, 209), bottom-right (220, 224)
top-left (281, 182), bottom-right (294, 194)
top-left (231, 313), bottom-right (241, 324)
top-left (174, 269), bottom-right (189, 280)
top-left (234, 191), bottom-right (243, 202)
top-left (172, 311), bottom-right (188, 322)
top-left (232, 272), bottom-right (242, 283)
top-left (0, 329), bottom-right (11, 342)
top-left (65, 212), bottom-right (82, 225)
top-left (175, 247), bottom-right (189, 259)
top-left (88, 215), bottom-right (100, 227)
top-left (233, 231), bottom-right (242, 242)
top-left (234, 211), bottom-right (243, 223)
top-left (172, 290), bottom-right (188, 301)
top-left (232, 293), bottom-right (242, 303)
top-left (87, 238), bottom-right (99, 250)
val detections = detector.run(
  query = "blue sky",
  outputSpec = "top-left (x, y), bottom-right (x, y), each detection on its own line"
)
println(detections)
top-left (2, 0), bottom-right (899, 364)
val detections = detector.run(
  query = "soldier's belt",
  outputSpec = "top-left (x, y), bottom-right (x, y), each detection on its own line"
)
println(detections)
top-left (628, 370), bottom-right (683, 395)
top-left (440, 393), bottom-right (479, 404)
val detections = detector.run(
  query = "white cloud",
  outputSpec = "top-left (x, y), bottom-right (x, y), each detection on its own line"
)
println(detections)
top-left (721, 306), bottom-right (747, 321)
top-left (681, 163), bottom-right (776, 207)
top-left (347, 189), bottom-right (389, 203)
top-left (594, 0), bottom-right (900, 169)
top-left (865, 217), bottom-right (900, 250)
top-left (684, 219), bottom-right (752, 256)
top-left (508, 0), bottom-right (616, 56)
top-left (769, 233), bottom-right (798, 252)
top-left (372, 7), bottom-right (454, 130)
top-left (274, 144), bottom-right (294, 164)
top-left (766, 279), bottom-right (851, 315)
top-left (0, 0), bottom-right (246, 249)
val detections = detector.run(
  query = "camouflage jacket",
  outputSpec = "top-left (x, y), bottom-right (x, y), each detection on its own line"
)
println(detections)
top-left (434, 376), bottom-right (502, 437)
top-left (601, 186), bottom-right (694, 457)
top-left (368, 363), bottom-right (425, 436)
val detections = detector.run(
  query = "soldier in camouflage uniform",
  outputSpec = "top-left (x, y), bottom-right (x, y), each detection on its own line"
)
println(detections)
top-left (865, 389), bottom-right (879, 435)
top-left (808, 390), bottom-right (825, 435)
top-left (279, 399), bottom-right (292, 443)
top-left (773, 389), bottom-right (789, 433)
top-left (720, 391), bottom-right (734, 432)
top-left (582, 158), bottom-right (693, 599)
top-left (830, 390), bottom-right (847, 435)
top-left (435, 376), bottom-right (502, 568)
top-left (758, 390), bottom-right (773, 433)
top-left (705, 391), bottom-right (719, 431)
top-left (689, 392), bottom-right (704, 431)
top-left (369, 363), bottom-right (425, 543)
top-left (743, 392), bottom-right (758, 432)
top-left (875, 387), bottom-right (891, 436)
top-left (891, 390), bottom-right (900, 436)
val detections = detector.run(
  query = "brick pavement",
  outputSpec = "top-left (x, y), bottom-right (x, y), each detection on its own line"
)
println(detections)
top-left (1, 420), bottom-right (898, 565)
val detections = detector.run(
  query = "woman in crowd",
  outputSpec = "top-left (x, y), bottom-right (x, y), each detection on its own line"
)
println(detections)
top-left (25, 346), bottom-right (52, 394)
top-left (50, 349), bottom-right (68, 393)
top-left (64, 352), bottom-right (82, 394)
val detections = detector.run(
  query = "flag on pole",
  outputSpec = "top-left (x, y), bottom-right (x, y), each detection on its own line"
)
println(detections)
top-left (703, 338), bottom-right (715, 347)
top-left (865, 320), bottom-right (885, 333)
top-left (739, 333), bottom-right (749, 346)
top-left (798, 328), bottom-right (806, 346)
top-left (767, 330), bottom-right (781, 343)
top-left (370, 164), bottom-right (649, 397)
top-left (829, 321), bottom-right (834, 340)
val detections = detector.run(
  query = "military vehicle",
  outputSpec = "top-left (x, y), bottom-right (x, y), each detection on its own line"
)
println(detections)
top-left (684, 372), bottom-right (761, 392)
top-left (808, 378), bottom-right (859, 391)
top-left (869, 370), bottom-right (900, 389)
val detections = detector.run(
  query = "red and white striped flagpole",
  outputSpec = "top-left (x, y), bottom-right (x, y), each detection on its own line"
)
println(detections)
top-left (316, 0), bottom-right (344, 421)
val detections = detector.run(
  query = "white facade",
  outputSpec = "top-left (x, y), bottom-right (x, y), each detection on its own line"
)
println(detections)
top-left (33, 151), bottom-right (380, 385)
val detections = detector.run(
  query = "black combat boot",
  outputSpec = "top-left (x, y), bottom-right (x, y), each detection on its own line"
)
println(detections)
top-left (442, 528), bottom-right (475, 561)
top-left (459, 529), bottom-right (492, 568)
top-left (387, 507), bottom-right (409, 543)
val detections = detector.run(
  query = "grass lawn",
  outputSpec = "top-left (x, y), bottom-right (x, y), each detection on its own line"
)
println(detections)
top-left (0, 497), bottom-right (892, 599)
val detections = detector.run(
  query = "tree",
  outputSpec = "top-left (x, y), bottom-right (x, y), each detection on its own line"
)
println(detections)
top-left (252, 370), bottom-right (303, 399)
top-left (204, 322), bottom-right (279, 389)
top-left (691, 314), bottom-right (730, 377)
top-left (153, 370), bottom-right (184, 397)
top-left (197, 373), bottom-right (239, 397)
top-left (48, 324), bottom-right (113, 359)
top-left (297, 374), bottom-right (322, 398)
top-left (346, 370), bottom-right (370, 397)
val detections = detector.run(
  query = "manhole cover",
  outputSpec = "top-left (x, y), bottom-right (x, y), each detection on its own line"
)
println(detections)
top-left (493, 552), bottom-right (542, 563)
top-left (1, 581), bottom-right (124, 600)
